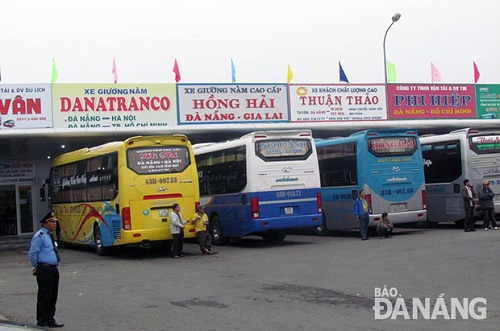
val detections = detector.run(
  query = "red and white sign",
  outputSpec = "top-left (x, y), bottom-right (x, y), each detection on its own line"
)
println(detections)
top-left (0, 84), bottom-right (53, 129)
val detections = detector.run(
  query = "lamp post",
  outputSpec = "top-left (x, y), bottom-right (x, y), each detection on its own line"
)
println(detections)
top-left (383, 13), bottom-right (401, 114)
top-left (383, 13), bottom-right (401, 84)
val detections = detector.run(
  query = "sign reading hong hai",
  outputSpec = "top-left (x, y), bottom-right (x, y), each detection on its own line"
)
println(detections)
top-left (52, 84), bottom-right (177, 129)
top-left (288, 84), bottom-right (387, 122)
top-left (177, 84), bottom-right (289, 124)
top-left (388, 84), bottom-right (476, 119)
top-left (0, 84), bottom-right (53, 129)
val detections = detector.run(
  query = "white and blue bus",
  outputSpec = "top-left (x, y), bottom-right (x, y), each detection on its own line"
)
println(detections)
top-left (314, 129), bottom-right (427, 234)
top-left (193, 130), bottom-right (322, 245)
top-left (420, 128), bottom-right (500, 225)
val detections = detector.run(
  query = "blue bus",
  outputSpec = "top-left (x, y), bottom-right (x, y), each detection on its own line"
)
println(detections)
top-left (314, 129), bottom-right (427, 234)
top-left (193, 130), bottom-right (323, 244)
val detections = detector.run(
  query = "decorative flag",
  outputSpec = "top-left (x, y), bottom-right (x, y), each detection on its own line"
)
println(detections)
top-left (473, 61), bottom-right (480, 83)
top-left (287, 65), bottom-right (293, 84)
top-left (112, 57), bottom-right (118, 84)
top-left (231, 58), bottom-right (236, 83)
top-left (51, 58), bottom-right (58, 83)
top-left (387, 61), bottom-right (396, 83)
top-left (431, 62), bottom-right (442, 83)
top-left (339, 61), bottom-right (349, 83)
top-left (173, 59), bottom-right (181, 83)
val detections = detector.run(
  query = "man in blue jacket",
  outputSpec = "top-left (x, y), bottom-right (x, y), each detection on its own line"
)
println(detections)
top-left (29, 210), bottom-right (64, 328)
top-left (354, 189), bottom-right (371, 241)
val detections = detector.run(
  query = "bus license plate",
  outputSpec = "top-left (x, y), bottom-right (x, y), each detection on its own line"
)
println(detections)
top-left (158, 209), bottom-right (169, 217)
top-left (284, 207), bottom-right (294, 215)
top-left (390, 203), bottom-right (407, 212)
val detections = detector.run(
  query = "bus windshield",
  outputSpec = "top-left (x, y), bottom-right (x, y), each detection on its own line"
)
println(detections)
top-left (368, 136), bottom-right (417, 157)
top-left (255, 139), bottom-right (312, 161)
top-left (127, 146), bottom-right (191, 174)
top-left (469, 135), bottom-right (500, 154)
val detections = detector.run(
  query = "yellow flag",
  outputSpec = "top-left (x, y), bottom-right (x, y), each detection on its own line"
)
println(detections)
top-left (287, 65), bottom-right (293, 84)
top-left (51, 58), bottom-right (58, 83)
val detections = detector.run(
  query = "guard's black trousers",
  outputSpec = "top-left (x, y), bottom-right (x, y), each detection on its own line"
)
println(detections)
top-left (36, 264), bottom-right (59, 325)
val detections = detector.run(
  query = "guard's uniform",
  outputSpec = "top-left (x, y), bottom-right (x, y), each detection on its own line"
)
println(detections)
top-left (28, 212), bottom-right (61, 327)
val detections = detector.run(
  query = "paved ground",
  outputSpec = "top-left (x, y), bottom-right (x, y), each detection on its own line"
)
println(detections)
top-left (0, 224), bottom-right (499, 331)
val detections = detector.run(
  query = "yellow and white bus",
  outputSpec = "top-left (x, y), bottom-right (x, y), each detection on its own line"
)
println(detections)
top-left (47, 135), bottom-right (199, 255)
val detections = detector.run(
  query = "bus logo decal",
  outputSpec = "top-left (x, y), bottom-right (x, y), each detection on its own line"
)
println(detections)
top-left (158, 187), bottom-right (167, 192)
top-left (282, 166), bottom-right (292, 173)
top-left (392, 166), bottom-right (400, 172)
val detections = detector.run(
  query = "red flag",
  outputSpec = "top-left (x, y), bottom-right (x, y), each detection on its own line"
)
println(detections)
top-left (112, 57), bottom-right (118, 84)
top-left (473, 61), bottom-right (480, 83)
top-left (173, 59), bottom-right (181, 83)
top-left (431, 62), bottom-right (441, 83)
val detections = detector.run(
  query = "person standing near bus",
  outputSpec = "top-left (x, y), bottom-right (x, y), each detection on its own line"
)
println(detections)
top-left (478, 180), bottom-right (498, 231)
top-left (28, 211), bottom-right (64, 328)
top-left (354, 189), bottom-right (371, 240)
top-left (462, 179), bottom-right (478, 232)
top-left (191, 206), bottom-right (215, 255)
top-left (170, 203), bottom-right (187, 258)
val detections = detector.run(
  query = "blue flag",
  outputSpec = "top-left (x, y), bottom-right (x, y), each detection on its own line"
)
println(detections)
top-left (231, 58), bottom-right (236, 83)
top-left (339, 62), bottom-right (349, 83)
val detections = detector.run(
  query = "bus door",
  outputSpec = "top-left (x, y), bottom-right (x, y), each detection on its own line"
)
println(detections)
top-left (338, 187), bottom-right (359, 230)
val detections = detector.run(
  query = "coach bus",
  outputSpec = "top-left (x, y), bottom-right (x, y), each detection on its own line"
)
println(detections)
top-left (193, 130), bottom-right (322, 245)
top-left (314, 129), bottom-right (427, 234)
top-left (420, 128), bottom-right (500, 225)
top-left (47, 135), bottom-right (199, 255)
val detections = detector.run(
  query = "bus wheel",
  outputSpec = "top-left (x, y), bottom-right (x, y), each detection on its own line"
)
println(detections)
top-left (211, 216), bottom-right (229, 246)
top-left (262, 231), bottom-right (287, 243)
top-left (313, 213), bottom-right (328, 236)
top-left (94, 224), bottom-right (111, 256)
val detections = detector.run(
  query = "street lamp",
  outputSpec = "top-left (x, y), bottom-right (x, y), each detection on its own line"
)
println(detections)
top-left (383, 13), bottom-right (401, 84)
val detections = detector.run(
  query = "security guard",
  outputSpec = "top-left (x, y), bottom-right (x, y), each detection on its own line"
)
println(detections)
top-left (29, 210), bottom-right (64, 328)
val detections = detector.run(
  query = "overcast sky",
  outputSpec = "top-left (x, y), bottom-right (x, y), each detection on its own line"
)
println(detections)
top-left (1, 0), bottom-right (499, 85)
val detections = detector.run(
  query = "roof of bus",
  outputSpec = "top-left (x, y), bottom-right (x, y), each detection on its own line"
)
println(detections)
top-left (315, 128), bottom-right (418, 145)
top-left (192, 129), bottom-right (313, 153)
top-left (420, 127), bottom-right (500, 143)
top-left (51, 134), bottom-right (190, 166)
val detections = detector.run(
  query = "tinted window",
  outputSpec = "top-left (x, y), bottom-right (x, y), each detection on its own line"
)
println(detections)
top-left (196, 146), bottom-right (247, 195)
top-left (422, 140), bottom-right (462, 183)
top-left (317, 143), bottom-right (357, 187)
top-left (127, 146), bottom-right (191, 174)
top-left (469, 135), bottom-right (500, 154)
top-left (256, 139), bottom-right (312, 161)
top-left (368, 136), bottom-right (417, 157)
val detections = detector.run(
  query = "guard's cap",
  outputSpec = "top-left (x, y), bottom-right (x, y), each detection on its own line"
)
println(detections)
top-left (40, 210), bottom-right (57, 223)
